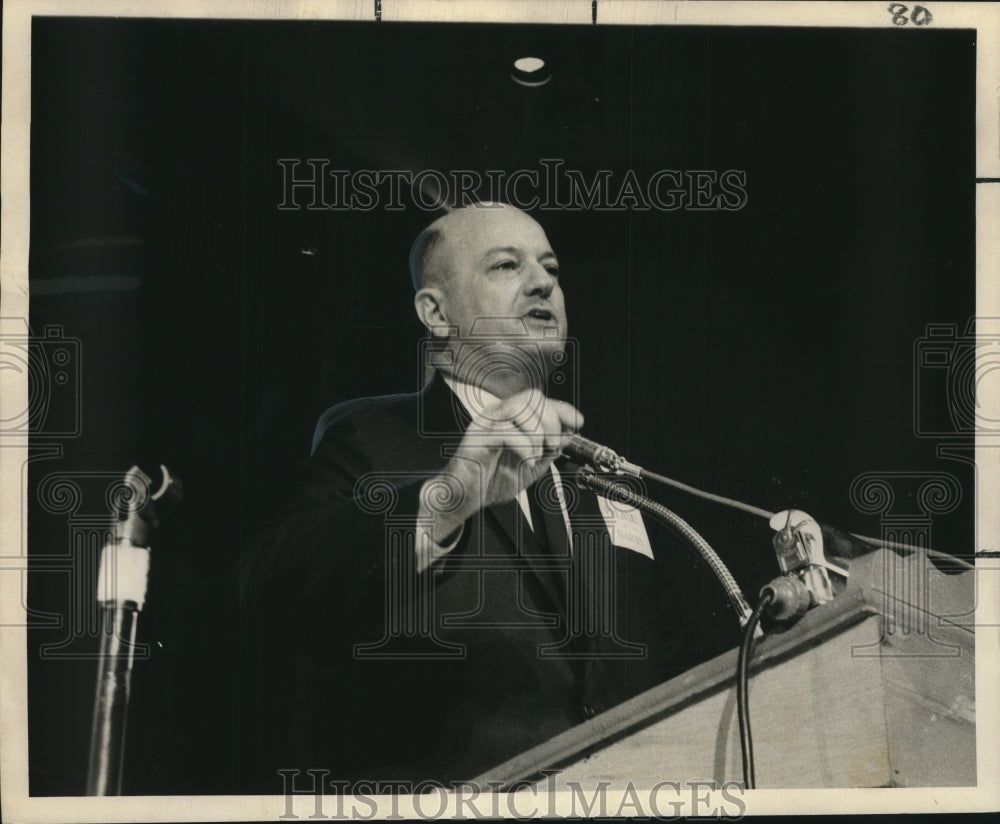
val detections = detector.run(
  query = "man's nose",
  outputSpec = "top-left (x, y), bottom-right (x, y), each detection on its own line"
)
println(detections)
top-left (524, 262), bottom-right (556, 296)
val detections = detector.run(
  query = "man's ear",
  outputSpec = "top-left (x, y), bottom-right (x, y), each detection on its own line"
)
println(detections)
top-left (414, 287), bottom-right (451, 337)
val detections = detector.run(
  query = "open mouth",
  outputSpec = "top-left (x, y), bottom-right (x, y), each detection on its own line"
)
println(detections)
top-left (525, 308), bottom-right (554, 321)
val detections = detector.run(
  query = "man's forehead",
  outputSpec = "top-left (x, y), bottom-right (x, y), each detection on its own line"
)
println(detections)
top-left (434, 206), bottom-right (553, 259)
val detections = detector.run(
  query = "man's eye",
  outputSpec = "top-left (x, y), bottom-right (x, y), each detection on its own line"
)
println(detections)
top-left (545, 266), bottom-right (560, 277)
top-left (492, 260), bottom-right (518, 271)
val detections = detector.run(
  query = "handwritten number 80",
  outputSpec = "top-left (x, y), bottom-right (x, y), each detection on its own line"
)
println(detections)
top-left (888, 4), bottom-right (933, 26)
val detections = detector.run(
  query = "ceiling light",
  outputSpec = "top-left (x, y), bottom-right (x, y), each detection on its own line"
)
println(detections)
top-left (511, 56), bottom-right (551, 88)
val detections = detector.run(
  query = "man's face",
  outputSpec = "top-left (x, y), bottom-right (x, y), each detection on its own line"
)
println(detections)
top-left (435, 207), bottom-right (567, 386)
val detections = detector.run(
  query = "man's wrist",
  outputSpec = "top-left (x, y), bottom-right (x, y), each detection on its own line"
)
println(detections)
top-left (418, 473), bottom-right (472, 541)
top-left (415, 474), bottom-right (472, 572)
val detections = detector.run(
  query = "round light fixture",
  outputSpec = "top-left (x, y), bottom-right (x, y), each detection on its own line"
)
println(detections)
top-left (511, 56), bottom-right (551, 88)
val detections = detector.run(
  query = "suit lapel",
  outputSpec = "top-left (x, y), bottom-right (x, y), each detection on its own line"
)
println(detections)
top-left (487, 497), bottom-right (569, 617)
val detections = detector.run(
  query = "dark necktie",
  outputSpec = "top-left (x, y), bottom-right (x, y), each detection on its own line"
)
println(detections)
top-left (527, 472), bottom-right (571, 557)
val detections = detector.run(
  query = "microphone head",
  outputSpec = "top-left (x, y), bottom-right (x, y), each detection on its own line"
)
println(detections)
top-left (563, 434), bottom-right (621, 472)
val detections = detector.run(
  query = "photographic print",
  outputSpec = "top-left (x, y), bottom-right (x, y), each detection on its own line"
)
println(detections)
top-left (1, 0), bottom-right (997, 819)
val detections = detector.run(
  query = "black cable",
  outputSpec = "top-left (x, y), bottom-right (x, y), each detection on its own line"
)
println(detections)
top-left (639, 466), bottom-right (776, 520)
top-left (737, 591), bottom-right (773, 790)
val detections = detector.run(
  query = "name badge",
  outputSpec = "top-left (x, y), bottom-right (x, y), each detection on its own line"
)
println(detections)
top-left (597, 496), bottom-right (654, 559)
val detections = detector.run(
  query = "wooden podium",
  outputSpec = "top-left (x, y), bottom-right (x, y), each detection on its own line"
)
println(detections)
top-left (475, 548), bottom-right (977, 789)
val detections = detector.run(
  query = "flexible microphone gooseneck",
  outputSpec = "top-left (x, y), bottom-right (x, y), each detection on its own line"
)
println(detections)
top-left (575, 467), bottom-right (760, 635)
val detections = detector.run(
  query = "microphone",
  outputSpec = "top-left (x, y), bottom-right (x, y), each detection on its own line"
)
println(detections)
top-left (562, 434), bottom-right (641, 476)
top-left (562, 434), bottom-right (619, 471)
top-left (759, 575), bottom-right (811, 623)
top-left (761, 509), bottom-right (847, 623)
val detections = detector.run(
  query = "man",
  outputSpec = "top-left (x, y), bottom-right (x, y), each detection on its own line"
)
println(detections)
top-left (239, 204), bottom-right (683, 791)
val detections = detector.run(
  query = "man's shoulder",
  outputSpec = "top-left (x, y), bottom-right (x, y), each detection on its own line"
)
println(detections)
top-left (311, 389), bottom-right (425, 454)
top-left (317, 389), bottom-right (423, 424)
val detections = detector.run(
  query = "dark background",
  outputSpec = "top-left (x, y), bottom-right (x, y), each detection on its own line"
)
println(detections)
top-left (26, 18), bottom-right (975, 794)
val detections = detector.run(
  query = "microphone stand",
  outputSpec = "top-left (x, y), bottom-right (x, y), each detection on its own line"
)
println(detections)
top-left (578, 464), bottom-right (766, 786)
top-left (86, 465), bottom-right (182, 796)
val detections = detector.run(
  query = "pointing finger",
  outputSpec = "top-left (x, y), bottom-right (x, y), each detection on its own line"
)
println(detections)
top-left (549, 400), bottom-right (584, 435)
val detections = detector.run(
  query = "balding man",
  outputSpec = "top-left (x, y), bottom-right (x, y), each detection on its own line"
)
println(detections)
top-left (408, 204), bottom-right (581, 572)
top-left (239, 205), bottom-right (683, 790)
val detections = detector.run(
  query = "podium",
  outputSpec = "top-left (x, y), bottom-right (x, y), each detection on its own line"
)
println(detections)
top-left (475, 548), bottom-right (977, 789)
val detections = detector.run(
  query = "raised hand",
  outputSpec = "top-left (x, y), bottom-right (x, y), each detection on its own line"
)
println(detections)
top-left (416, 389), bottom-right (583, 566)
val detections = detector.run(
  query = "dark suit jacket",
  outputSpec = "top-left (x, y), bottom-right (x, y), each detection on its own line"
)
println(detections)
top-left (238, 376), bottom-right (683, 790)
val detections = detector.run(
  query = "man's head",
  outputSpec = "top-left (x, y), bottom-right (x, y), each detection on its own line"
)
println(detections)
top-left (411, 204), bottom-right (567, 397)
